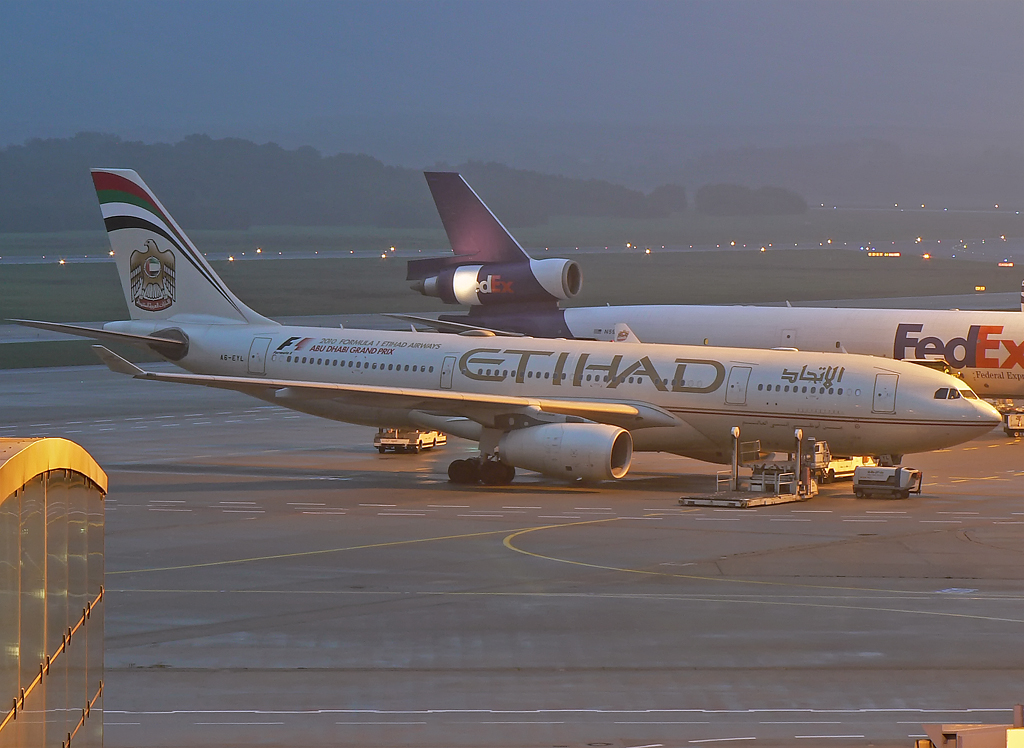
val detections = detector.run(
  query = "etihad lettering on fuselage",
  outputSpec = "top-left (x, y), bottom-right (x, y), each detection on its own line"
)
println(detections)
top-left (894, 324), bottom-right (1024, 370)
top-left (457, 347), bottom-right (727, 393)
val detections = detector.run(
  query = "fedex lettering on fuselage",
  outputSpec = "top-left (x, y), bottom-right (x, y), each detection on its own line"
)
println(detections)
top-left (894, 324), bottom-right (1024, 374)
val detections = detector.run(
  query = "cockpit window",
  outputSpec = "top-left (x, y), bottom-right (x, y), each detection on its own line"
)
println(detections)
top-left (947, 389), bottom-right (961, 400)
top-left (958, 389), bottom-right (978, 399)
top-left (934, 388), bottom-right (949, 399)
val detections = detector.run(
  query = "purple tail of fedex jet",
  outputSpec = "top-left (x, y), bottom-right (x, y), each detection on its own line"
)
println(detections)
top-left (404, 173), bottom-right (580, 337)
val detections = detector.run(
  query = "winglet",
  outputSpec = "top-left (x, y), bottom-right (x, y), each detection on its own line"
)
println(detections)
top-left (91, 345), bottom-right (146, 376)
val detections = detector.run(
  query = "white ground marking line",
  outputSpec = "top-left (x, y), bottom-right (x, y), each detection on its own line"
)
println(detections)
top-left (335, 722), bottom-right (427, 725)
top-left (504, 506), bottom-right (541, 509)
top-left (195, 722), bottom-right (285, 725)
top-left (219, 501), bottom-right (258, 505)
top-left (843, 519), bottom-right (887, 522)
top-left (792, 510), bottom-right (832, 513)
top-left (794, 736), bottom-right (865, 740)
top-left (105, 722), bottom-right (141, 725)
top-left (97, 427), bottom-right (116, 432)
top-left (618, 517), bottom-right (661, 520)
top-left (624, 744), bottom-right (664, 748)
top-left (148, 508), bottom-right (192, 512)
top-left (689, 738), bottom-right (756, 744)
top-left (695, 517), bottom-right (741, 521)
top-left (124, 416), bottom-right (144, 421)
top-left (360, 503), bottom-right (397, 507)
top-left (64, 430), bottom-right (82, 434)
top-left (770, 518), bottom-right (811, 522)
top-left (575, 506), bottom-right (613, 510)
top-left (480, 721), bottom-right (566, 724)
top-left (920, 520), bottom-right (962, 523)
top-left (151, 415), bottom-right (173, 420)
top-left (538, 515), bottom-right (581, 519)
top-left (287, 502), bottom-right (326, 506)
top-left (380, 512), bottom-right (428, 517)
top-left (458, 514), bottom-right (504, 518)
top-left (222, 509), bottom-right (265, 513)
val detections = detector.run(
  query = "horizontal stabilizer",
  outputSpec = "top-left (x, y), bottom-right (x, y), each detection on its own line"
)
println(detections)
top-left (382, 313), bottom-right (525, 337)
top-left (10, 318), bottom-right (189, 356)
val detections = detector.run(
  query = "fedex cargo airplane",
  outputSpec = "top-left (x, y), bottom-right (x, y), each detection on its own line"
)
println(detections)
top-left (407, 172), bottom-right (1024, 400)
top-left (14, 170), bottom-right (999, 485)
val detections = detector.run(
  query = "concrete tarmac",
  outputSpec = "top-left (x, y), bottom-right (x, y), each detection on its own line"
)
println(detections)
top-left (2, 365), bottom-right (1023, 748)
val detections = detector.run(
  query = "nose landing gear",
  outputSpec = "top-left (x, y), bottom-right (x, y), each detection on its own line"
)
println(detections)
top-left (448, 458), bottom-right (516, 485)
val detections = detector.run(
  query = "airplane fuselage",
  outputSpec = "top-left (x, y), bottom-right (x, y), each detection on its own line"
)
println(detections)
top-left (107, 318), bottom-right (999, 463)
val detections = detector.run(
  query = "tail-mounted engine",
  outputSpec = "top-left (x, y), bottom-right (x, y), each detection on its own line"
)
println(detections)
top-left (409, 258), bottom-right (581, 307)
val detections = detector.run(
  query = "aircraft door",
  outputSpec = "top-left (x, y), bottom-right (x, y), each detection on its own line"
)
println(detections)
top-left (725, 366), bottom-right (752, 405)
top-left (872, 373), bottom-right (898, 413)
top-left (440, 355), bottom-right (457, 389)
top-left (247, 336), bottom-right (272, 375)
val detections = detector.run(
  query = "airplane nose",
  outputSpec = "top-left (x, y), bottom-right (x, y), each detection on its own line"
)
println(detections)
top-left (975, 398), bottom-right (1002, 425)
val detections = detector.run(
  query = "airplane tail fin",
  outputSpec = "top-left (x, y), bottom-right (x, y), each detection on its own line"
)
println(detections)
top-left (409, 172), bottom-right (530, 281)
top-left (91, 169), bottom-right (273, 325)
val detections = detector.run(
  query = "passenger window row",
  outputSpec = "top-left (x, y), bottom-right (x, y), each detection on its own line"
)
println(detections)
top-left (285, 355), bottom-right (434, 374)
top-left (757, 383), bottom-right (844, 396)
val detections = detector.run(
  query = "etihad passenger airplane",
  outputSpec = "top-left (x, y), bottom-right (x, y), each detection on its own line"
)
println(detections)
top-left (407, 172), bottom-right (1024, 400)
top-left (14, 170), bottom-right (1000, 485)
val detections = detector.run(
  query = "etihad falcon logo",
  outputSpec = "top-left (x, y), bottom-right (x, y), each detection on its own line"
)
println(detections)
top-left (130, 239), bottom-right (176, 311)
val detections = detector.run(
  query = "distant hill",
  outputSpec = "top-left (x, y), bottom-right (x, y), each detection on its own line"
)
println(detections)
top-left (0, 133), bottom-right (696, 232)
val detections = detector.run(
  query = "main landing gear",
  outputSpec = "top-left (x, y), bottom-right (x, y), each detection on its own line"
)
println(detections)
top-left (448, 458), bottom-right (516, 486)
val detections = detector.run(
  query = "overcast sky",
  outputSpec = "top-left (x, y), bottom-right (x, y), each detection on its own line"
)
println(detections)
top-left (2, 0), bottom-right (1022, 161)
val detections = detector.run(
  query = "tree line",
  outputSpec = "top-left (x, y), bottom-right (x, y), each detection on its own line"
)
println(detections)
top-left (0, 133), bottom-right (805, 232)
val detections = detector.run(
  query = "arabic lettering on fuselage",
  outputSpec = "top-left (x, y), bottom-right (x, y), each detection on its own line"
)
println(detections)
top-left (780, 365), bottom-right (846, 388)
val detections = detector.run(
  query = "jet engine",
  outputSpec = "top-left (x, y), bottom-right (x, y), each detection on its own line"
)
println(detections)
top-left (411, 258), bottom-right (581, 306)
top-left (498, 423), bottom-right (632, 481)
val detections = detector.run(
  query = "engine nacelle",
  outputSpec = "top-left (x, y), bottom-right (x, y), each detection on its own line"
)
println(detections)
top-left (413, 258), bottom-right (582, 306)
top-left (499, 423), bottom-right (632, 481)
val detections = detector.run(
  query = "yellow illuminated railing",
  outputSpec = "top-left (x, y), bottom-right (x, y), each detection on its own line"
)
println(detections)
top-left (0, 587), bottom-right (104, 737)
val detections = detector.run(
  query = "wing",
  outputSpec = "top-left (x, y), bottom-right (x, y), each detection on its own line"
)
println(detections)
top-left (91, 346), bottom-right (678, 431)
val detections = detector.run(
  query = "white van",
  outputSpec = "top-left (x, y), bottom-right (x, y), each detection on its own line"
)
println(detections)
top-left (374, 428), bottom-right (447, 454)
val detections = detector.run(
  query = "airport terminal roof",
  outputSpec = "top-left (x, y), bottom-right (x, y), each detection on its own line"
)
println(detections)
top-left (0, 437), bottom-right (108, 499)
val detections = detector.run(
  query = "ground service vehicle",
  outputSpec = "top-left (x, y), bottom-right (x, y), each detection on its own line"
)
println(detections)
top-left (374, 428), bottom-right (447, 453)
top-left (809, 440), bottom-right (878, 483)
top-left (853, 466), bottom-right (923, 499)
top-left (1003, 412), bottom-right (1024, 438)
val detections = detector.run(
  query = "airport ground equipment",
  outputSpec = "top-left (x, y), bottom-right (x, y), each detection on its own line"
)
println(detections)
top-left (374, 428), bottom-right (447, 453)
top-left (808, 439), bottom-right (878, 482)
top-left (853, 465), bottom-right (923, 499)
top-left (1002, 410), bottom-right (1024, 438)
top-left (0, 438), bottom-right (106, 748)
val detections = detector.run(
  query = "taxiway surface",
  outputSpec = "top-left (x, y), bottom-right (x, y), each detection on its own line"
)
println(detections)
top-left (2, 365), bottom-right (1023, 748)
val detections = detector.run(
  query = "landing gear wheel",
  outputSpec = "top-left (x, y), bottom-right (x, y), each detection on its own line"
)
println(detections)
top-left (854, 489), bottom-right (864, 498)
top-left (480, 460), bottom-right (515, 486)
top-left (448, 459), bottom-right (481, 484)
top-left (413, 445), bottom-right (421, 454)
top-left (378, 447), bottom-right (386, 454)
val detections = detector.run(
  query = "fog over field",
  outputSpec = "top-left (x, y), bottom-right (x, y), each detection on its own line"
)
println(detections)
top-left (3, 1), bottom-right (1021, 207)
